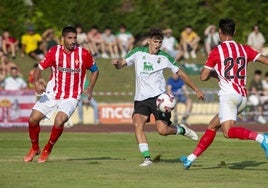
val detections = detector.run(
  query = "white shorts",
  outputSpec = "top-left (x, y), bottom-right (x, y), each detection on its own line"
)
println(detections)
top-left (219, 94), bottom-right (247, 124)
top-left (33, 94), bottom-right (79, 120)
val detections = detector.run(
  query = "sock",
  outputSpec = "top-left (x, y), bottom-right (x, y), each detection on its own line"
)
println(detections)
top-left (227, 127), bottom-right (258, 140)
top-left (193, 129), bottom-right (216, 157)
top-left (139, 143), bottom-right (150, 159)
top-left (44, 125), bottom-right (64, 152)
top-left (176, 125), bottom-right (185, 135)
top-left (28, 122), bottom-right (40, 150)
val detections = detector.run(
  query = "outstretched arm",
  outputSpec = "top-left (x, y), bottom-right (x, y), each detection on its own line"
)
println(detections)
top-left (256, 54), bottom-right (268, 65)
top-left (111, 58), bottom-right (127, 69)
top-left (177, 70), bottom-right (205, 100)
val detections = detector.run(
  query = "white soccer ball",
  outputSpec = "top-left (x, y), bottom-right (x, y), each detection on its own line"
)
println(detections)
top-left (156, 93), bottom-right (176, 113)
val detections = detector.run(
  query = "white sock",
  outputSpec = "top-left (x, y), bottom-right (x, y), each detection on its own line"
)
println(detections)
top-left (176, 125), bottom-right (183, 135)
top-left (139, 143), bottom-right (149, 153)
top-left (255, 134), bottom-right (264, 144)
top-left (188, 154), bottom-right (197, 162)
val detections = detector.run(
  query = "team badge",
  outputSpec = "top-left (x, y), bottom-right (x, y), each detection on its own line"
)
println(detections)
top-left (157, 58), bottom-right (161, 64)
top-left (142, 56), bottom-right (146, 60)
top-left (75, 59), bottom-right (79, 65)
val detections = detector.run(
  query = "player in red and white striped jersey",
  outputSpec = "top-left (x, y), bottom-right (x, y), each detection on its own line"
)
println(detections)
top-left (181, 18), bottom-right (268, 169)
top-left (24, 26), bottom-right (99, 163)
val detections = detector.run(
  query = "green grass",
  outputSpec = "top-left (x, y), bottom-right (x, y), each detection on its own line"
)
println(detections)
top-left (0, 131), bottom-right (267, 188)
top-left (12, 52), bottom-right (267, 102)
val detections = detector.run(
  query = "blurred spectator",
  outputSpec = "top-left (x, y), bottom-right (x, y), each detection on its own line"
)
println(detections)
top-left (1, 54), bottom-right (18, 76)
top-left (247, 25), bottom-right (265, 53)
top-left (180, 25), bottom-right (200, 59)
top-left (87, 25), bottom-right (106, 58)
top-left (167, 73), bottom-right (193, 124)
top-left (42, 28), bottom-right (59, 54)
top-left (0, 66), bottom-right (5, 89)
top-left (248, 70), bottom-right (267, 124)
top-left (262, 72), bottom-right (268, 96)
top-left (77, 79), bottom-right (99, 124)
top-left (2, 67), bottom-right (27, 90)
top-left (76, 25), bottom-right (91, 52)
top-left (102, 26), bottom-right (119, 58)
top-left (116, 24), bottom-right (135, 58)
top-left (21, 26), bottom-right (44, 61)
top-left (1, 29), bottom-right (19, 59)
top-left (161, 28), bottom-right (183, 62)
top-left (204, 25), bottom-right (220, 55)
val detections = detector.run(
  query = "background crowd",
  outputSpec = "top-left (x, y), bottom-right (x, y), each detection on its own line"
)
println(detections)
top-left (0, 22), bottom-right (267, 124)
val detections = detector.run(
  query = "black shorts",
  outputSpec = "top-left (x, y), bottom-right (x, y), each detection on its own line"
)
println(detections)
top-left (133, 96), bottom-right (172, 125)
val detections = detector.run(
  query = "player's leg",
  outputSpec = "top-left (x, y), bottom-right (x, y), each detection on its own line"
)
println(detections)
top-left (38, 98), bottom-right (78, 163)
top-left (180, 114), bottom-right (220, 169)
top-left (222, 96), bottom-right (268, 158)
top-left (24, 109), bottom-right (45, 162)
top-left (152, 94), bottom-right (198, 141)
top-left (133, 113), bottom-right (152, 166)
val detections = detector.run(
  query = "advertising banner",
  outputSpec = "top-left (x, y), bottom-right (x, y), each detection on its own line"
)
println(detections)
top-left (98, 103), bottom-right (155, 124)
top-left (0, 90), bottom-right (36, 127)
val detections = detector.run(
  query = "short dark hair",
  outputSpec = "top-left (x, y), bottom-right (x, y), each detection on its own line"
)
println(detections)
top-left (62, 26), bottom-right (77, 36)
top-left (146, 28), bottom-right (163, 40)
top-left (219, 18), bottom-right (235, 36)
top-left (254, 69), bottom-right (262, 75)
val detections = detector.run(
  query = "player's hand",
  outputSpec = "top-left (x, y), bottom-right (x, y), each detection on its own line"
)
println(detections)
top-left (196, 89), bottom-right (205, 101)
top-left (111, 58), bottom-right (121, 69)
top-left (83, 89), bottom-right (93, 100)
top-left (34, 81), bottom-right (45, 95)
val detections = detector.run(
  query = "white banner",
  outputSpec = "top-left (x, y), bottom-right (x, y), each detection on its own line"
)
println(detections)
top-left (0, 90), bottom-right (36, 127)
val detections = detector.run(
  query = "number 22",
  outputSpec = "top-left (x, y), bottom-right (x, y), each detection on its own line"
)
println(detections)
top-left (224, 57), bottom-right (246, 79)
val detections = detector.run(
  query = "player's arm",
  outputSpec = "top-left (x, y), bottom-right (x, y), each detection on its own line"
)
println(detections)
top-left (33, 66), bottom-right (45, 95)
top-left (111, 58), bottom-right (127, 69)
top-left (256, 54), bottom-right (268, 66)
top-left (177, 70), bottom-right (205, 100)
top-left (84, 64), bottom-right (99, 100)
top-left (200, 67), bottom-right (218, 81)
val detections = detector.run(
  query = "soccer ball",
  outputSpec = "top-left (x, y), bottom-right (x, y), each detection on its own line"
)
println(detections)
top-left (156, 93), bottom-right (176, 113)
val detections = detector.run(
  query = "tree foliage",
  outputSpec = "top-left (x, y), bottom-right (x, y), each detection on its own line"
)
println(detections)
top-left (0, 0), bottom-right (267, 43)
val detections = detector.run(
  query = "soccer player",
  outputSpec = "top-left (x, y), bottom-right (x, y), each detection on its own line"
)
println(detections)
top-left (24, 26), bottom-right (99, 163)
top-left (180, 18), bottom-right (268, 170)
top-left (111, 28), bottom-right (205, 166)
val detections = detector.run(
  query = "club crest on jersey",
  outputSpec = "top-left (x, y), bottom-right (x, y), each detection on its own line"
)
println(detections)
top-left (75, 59), bottom-right (80, 65)
top-left (157, 58), bottom-right (161, 64)
top-left (142, 56), bottom-right (146, 60)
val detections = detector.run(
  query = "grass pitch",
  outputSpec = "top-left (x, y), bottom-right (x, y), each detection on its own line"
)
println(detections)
top-left (0, 131), bottom-right (267, 188)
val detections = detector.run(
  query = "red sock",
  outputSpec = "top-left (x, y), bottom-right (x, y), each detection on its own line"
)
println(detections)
top-left (227, 127), bottom-right (258, 140)
top-left (28, 122), bottom-right (40, 150)
top-left (44, 125), bottom-right (64, 151)
top-left (193, 129), bottom-right (216, 157)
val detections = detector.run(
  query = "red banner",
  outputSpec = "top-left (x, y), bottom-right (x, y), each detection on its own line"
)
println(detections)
top-left (0, 90), bottom-right (36, 127)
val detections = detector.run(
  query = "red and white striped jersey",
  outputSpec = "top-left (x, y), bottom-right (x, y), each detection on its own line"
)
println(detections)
top-left (204, 41), bottom-right (260, 96)
top-left (39, 45), bottom-right (95, 99)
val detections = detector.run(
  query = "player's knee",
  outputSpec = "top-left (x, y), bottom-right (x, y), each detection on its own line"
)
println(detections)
top-left (156, 127), bottom-right (168, 136)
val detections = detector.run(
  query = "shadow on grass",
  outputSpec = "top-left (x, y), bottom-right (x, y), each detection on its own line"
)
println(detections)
top-left (227, 160), bottom-right (267, 170)
top-left (53, 157), bottom-right (125, 163)
top-left (197, 160), bottom-right (267, 170)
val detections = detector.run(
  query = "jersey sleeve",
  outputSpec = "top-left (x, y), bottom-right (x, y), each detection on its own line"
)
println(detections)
top-left (204, 48), bottom-right (218, 70)
top-left (39, 47), bottom-right (56, 70)
top-left (244, 45), bottom-right (260, 62)
top-left (125, 49), bottom-right (136, 66)
top-left (82, 49), bottom-right (94, 69)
